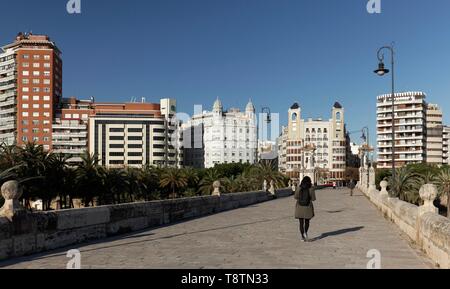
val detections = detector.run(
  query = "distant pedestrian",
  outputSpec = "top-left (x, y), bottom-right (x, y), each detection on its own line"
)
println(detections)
top-left (294, 176), bottom-right (316, 242)
top-left (332, 181), bottom-right (337, 190)
top-left (349, 179), bottom-right (356, 196)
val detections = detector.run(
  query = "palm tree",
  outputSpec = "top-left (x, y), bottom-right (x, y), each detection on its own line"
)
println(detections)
top-left (388, 166), bottom-right (421, 203)
top-left (75, 152), bottom-right (105, 207)
top-left (251, 160), bottom-right (286, 189)
top-left (159, 168), bottom-right (188, 199)
top-left (436, 167), bottom-right (450, 218)
top-left (102, 168), bottom-right (128, 205)
top-left (45, 153), bottom-right (70, 209)
top-left (139, 165), bottom-right (160, 201)
top-left (198, 169), bottom-right (222, 195)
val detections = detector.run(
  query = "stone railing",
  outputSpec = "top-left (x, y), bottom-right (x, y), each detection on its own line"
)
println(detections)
top-left (0, 180), bottom-right (294, 261)
top-left (357, 172), bottom-right (450, 269)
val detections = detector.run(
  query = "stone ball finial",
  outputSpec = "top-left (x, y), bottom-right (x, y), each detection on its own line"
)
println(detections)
top-left (419, 184), bottom-right (438, 215)
top-left (1, 181), bottom-right (23, 200)
top-left (380, 180), bottom-right (389, 196)
top-left (212, 180), bottom-right (221, 196)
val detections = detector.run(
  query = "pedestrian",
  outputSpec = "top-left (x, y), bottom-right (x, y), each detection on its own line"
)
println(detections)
top-left (294, 176), bottom-right (316, 242)
top-left (349, 179), bottom-right (356, 196)
top-left (333, 181), bottom-right (337, 190)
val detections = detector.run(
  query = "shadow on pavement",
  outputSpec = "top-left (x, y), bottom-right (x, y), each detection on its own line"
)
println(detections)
top-left (310, 226), bottom-right (364, 242)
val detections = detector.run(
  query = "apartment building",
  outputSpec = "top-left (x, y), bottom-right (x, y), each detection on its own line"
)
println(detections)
top-left (444, 126), bottom-right (450, 165)
top-left (181, 99), bottom-right (257, 168)
top-left (0, 32), bottom-right (62, 149)
top-left (376, 91), bottom-right (446, 168)
top-left (88, 98), bottom-right (180, 168)
top-left (278, 102), bottom-right (347, 184)
top-left (426, 104), bottom-right (443, 164)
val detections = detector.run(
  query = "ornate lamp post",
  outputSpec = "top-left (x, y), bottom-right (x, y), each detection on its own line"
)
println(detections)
top-left (374, 45), bottom-right (396, 182)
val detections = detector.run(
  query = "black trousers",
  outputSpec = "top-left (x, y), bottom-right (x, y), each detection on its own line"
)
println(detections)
top-left (299, 218), bottom-right (310, 236)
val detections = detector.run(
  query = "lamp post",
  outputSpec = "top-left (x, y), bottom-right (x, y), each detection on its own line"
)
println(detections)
top-left (361, 126), bottom-right (371, 189)
top-left (374, 45), bottom-right (396, 182)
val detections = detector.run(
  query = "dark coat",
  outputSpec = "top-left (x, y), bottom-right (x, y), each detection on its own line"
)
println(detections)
top-left (294, 187), bottom-right (316, 220)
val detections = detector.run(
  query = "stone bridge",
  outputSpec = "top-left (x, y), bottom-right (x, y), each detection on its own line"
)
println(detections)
top-left (0, 187), bottom-right (436, 269)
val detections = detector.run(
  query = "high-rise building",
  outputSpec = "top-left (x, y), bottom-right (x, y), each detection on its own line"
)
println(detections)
top-left (181, 98), bottom-right (257, 168)
top-left (376, 91), bottom-right (446, 168)
top-left (425, 104), bottom-right (443, 164)
top-left (0, 32), bottom-right (62, 150)
top-left (443, 126), bottom-right (450, 165)
top-left (88, 98), bottom-right (180, 168)
top-left (278, 102), bottom-right (347, 185)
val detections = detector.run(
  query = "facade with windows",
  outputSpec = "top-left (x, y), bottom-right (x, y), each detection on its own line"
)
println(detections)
top-left (278, 102), bottom-right (347, 184)
top-left (88, 98), bottom-right (180, 168)
top-left (181, 98), bottom-right (257, 168)
top-left (0, 32), bottom-right (62, 149)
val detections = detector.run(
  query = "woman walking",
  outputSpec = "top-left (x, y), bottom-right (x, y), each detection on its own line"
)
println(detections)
top-left (295, 176), bottom-right (316, 242)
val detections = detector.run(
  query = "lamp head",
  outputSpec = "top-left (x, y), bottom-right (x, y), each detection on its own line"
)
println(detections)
top-left (374, 61), bottom-right (389, 76)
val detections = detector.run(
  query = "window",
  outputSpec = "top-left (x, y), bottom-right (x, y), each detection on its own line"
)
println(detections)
top-left (43, 95), bottom-right (50, 101)
top-left (43, 128), bottom-right (50, 134)
top-left (128, 136), bottom-right (142, 141)
top-left (22, 120), bottom-right (29, 126)
top-left (129, 128), bottom-right (142, 133)
top-left (43, 120), bottom-right (50, 125)
top-left (33, 104), bottom-right (39, 109)
top-left (64, 114), bottom-right (72, 118)
top-left (44, 71), bottom-right (50, 77)
top-left (109, 152), bottom-right (124, 157)
top-left (128, 144), bottom-right (142, 149)
top-left (73, 114), bottom-right (79, 119)
top-left (22, 104), bottom-right (29, 109)
top-left (82, 114), bottom-right (88, 120)
top-left (43, 137), bottom-right (49, 142)
top-left (22, 63), bottom-right (29, 67)
top-left (109, 160), bottom-right (124, 165)
top-left (128, 152), bottom-right (142, 157)
top-left (44, 55), bottom-right (50, 60)
top-left (22, 87), bottom-right (29, 92)
top-left (109, 144), bottom-right (124, 149)
top-left (33, 95), bottom-right (39, 101)
top-left (43, 112), bottom-right (50, 117)
top-left (33, 63), bottom-right (40, 68)
top-left (32, 79), bottom-right (40, 84)
top-left (43, 79), bottom-right (50, 85)
top-left (43, 87), bottom-right (50, 93)
top-left (33, 55), bottom-right (40, 60)
top-left (43, 145), bottom-right (50, 150)
top-left (22, 112), bottom-right (29, 117)
top-left (32, 120), bottom-right (39, 126)
top-left (32, 137), bottom-right (39, 142)
top-left (128, 160), bottom-right (142, 165)
top-left (22, 128), bottom-right (28, 133)
top-left (33, 112), bottom-right (39, 117)
top-left (43, 63), bottom-right (50, 68)
top-left (32, 71), bottom-right (40, 76)
top-left (32, 128), bottom-right (39, 134)
top-left (23, 54), bottom-right (29, 59)
top-left (110, 136), bottom-right (124, 141)
top-left (22, 71), bottom-right (29, 76)
top-left (43, 104), bottom-right (50, 109)
top-left (32, 87), bottom-right (40, 93)
top-left (22, 79), bottom-right (29, 85)
top-left (22, 136), bottom-right (28, 142)
top-left (22, 95), bottom-right (29, 101)
top-left (109, 128), bottom-right (124, 133)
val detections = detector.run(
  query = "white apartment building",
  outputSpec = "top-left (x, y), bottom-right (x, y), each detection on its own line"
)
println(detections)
top-left (443, 126), bottom-right (450, 165)
top-left (88, 98), bottom-right (180, 168)
top-left (376, 91), bottom-right (445, 168)
top-left (182, 98), bottom-right (257, 168)
top-left (278, 102), bottom-right (347, 184)
top-left (426, 104), bottom-right (443, 164)
top-left (0, 46), bottom-right (18, 145)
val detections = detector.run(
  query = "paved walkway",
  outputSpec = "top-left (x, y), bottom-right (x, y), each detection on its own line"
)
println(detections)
top-left (0, 188), bottom-right (433, 269)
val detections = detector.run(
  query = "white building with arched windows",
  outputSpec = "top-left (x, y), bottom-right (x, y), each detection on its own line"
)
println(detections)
top-left (278, 102), bottom-right (347, 185)
top-left (181, 98), bottom-right (258, 168)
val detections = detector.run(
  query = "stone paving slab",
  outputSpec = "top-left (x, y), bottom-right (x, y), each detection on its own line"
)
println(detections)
top-left (0, 188), bottom-right (433, 269)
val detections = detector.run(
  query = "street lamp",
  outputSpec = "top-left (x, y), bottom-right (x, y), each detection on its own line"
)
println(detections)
top-left (374, 45), bottom-right (396, 182)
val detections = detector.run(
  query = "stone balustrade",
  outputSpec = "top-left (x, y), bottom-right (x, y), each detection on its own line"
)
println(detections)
top-left (0, 180), bottom-right (293, 261)
top-left (358, 174), bottom-right (450, 269)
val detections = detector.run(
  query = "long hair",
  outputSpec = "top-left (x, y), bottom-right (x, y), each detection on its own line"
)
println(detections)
top-left (300, 176), bottom-right (312, 191)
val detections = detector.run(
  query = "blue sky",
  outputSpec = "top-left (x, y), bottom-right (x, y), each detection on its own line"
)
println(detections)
top-left (1, 0), bottom-right (450, 146)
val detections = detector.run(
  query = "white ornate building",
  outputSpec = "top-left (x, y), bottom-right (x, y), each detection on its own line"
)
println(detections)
top-left (182, 98), bottom-right (257, 168)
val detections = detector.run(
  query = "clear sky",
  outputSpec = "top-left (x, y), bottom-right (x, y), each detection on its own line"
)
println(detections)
top-left (2, 0), bottom-right (450, 147)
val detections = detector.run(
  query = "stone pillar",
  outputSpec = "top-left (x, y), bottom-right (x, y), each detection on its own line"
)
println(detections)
top-left (419, 184), bottom-right (438, 215)
top-left (0, 181), bottom-right (25, 220)
top-left (263, 180), bottom-right (268, 192)
top-left (380, 180), bottom-right (389, 197)
top-left (212, 180), bottom-right (221, 196)
top-left (369, 167), bottom-right (377, 193)
top-left (269, 180), bottom-right (275, 195)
